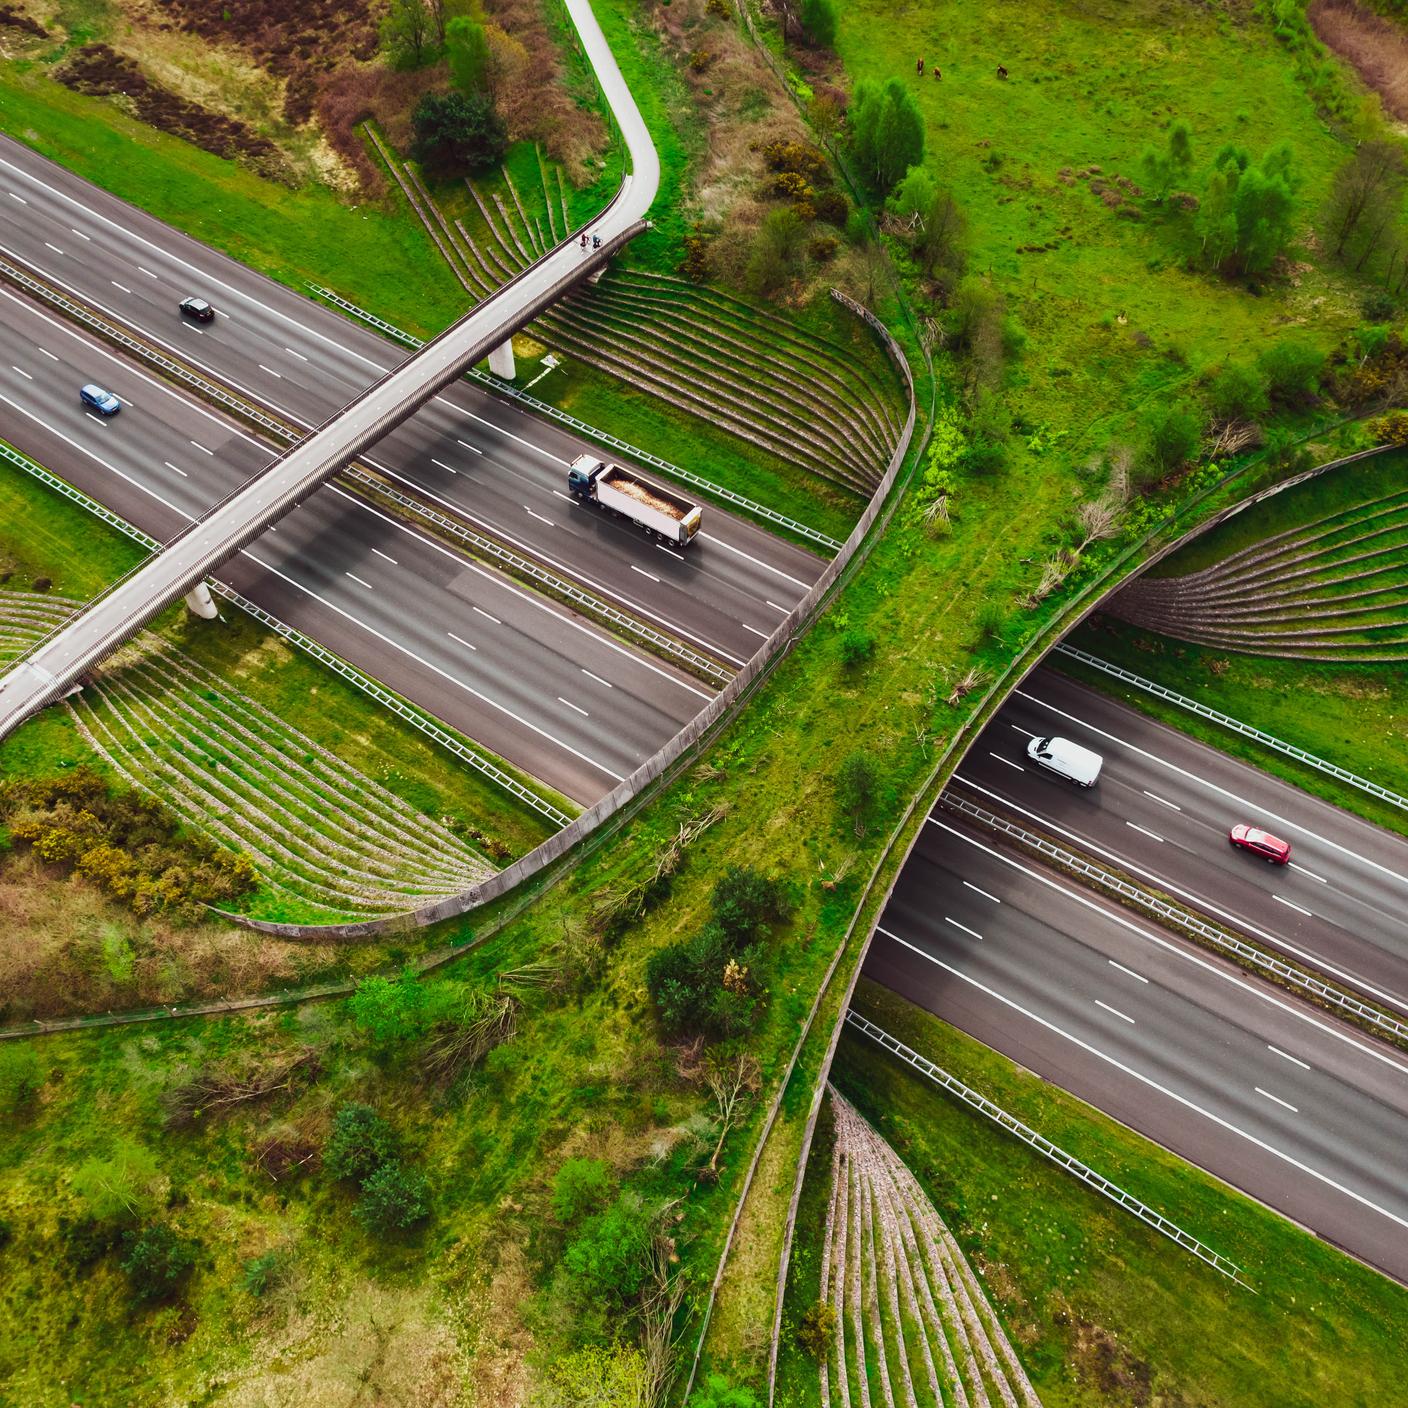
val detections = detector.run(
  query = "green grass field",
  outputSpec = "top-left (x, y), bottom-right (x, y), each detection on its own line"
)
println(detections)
top-left (835, 0), bottom-right (1361, 469)
top-left (792, 980), bottom-right (1408, 1408)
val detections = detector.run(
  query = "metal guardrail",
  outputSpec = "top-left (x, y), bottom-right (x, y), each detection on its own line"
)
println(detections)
top-left (844, 1010), bottom-right (1252, 1288)
top-left (306, 282), bottom-right (845, 553)
top-left (942, 790), bottom-right (1408, 1043)
top-left (1055, 643), bottom-right (1408, 815)
top-left (0, 439), bottom-right (573, 828)
top-left (0, 255), bottom-right (729, 686)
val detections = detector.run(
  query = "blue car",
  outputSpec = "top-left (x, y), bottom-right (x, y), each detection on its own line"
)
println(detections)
top-left (80, 383), bottom-right (121, 416)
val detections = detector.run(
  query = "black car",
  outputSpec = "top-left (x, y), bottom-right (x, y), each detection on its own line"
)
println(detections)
top-left (179, 296), bottom-right (215, 323)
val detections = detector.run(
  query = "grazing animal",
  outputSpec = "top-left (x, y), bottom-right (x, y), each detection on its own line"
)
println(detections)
top-left (996, 63), bottom-right (1008, 79)
top-left (934, 66), bottom-right (942, 80)
top-left (916, 56), bottom-right (925, 74)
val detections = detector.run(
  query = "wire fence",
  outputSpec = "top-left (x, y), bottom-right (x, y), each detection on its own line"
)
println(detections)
top-left (1055, 644), bottom-right (1408, 815)
top-left (941, 790), bottom-right (1408, 1044)
top-left (306, 282), bottom-right (844, 552)
top-left (844, 1010), bottom-right (1253, 1288)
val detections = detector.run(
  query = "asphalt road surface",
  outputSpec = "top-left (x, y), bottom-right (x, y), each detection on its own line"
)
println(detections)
top-left (866, 813), bottom-right (1408, 1283)
top-left (953, 667), bottom-right (1408, 1014)
top-left (0, 284), bottom-right (710, 803)
top-left (0, 133), bottom-right (824, 669)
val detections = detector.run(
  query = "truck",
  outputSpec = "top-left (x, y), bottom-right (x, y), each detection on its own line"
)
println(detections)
top-left (567, 453), bottom-right (703, 549)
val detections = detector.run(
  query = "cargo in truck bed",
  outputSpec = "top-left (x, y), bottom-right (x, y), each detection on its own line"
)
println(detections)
top-left (603, 470), bottom-right (687, 521)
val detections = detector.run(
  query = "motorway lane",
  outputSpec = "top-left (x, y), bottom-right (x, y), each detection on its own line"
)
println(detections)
top-left (0, 284), bottom-right (710, 802)
top-left (865, 815), bottom-right (1408, 1282)
top-left (0, 134), bottom-right (825, 665)
top-left (954, 666), bottom-right (1408, 1014)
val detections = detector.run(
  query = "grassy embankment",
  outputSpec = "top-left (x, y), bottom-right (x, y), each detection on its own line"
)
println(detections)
top-left (0, 457), bottom-right (559, 885)
top-left (1060, 443), bottom-right (1408, 841)
top-left (0, 1), bottom-right (1397, 1402)
top-left (773, 979), bottom-right (1408, 1408)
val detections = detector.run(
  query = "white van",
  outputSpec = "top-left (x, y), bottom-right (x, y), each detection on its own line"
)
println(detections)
top-left (1026, 735), bottom-right (1103, 788)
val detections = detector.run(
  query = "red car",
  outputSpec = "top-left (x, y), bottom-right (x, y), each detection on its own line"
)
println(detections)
top-left (1229, 824), bottom-right (1291, 864)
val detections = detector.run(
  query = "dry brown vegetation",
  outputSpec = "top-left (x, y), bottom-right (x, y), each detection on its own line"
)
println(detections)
top-left (1310, 0), bottom-right (1408, 121)
top-left (0, 853), bottom-right (337, 1022)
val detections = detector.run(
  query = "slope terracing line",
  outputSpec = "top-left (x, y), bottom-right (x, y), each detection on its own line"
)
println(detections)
top-left (0, 590), bottom-right (495, 920)
top-left (822, 1087), bottom-right (1043, 1408)
top-left (1105, 486), bottom-right (1408, 660)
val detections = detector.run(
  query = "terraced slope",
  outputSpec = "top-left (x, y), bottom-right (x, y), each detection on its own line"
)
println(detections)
top-left (0, 590), bottom-right (495, 920)
top-left (1107, 487), bottom-right (1408, 661)
top-left (367, 127), bottom-right (903, 495)
top-left (821, 1088), bottom-right (1043, 1408)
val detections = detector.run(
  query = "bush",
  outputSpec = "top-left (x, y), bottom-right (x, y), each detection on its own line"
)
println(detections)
top-left (323, 1103), bottom-right (397, 1184)
top-left (411, 91), bottom-right (507, 174)
top-left (797, 1300), bottom-right (837, 1358)
top-left (72, 1140), bottom-right (161, 1223)
top-left (837, 628), bottom-right (876, 670)
top-left (552, 1157), bottom-right (616, 1223)
top-left (356, 1162), bottom-right (431, 1234)
top-left (745, 207), bottom-right (807, 296)
top-left (242, 1248), bottom-right (290, 1297)
top-left (689, 1375), bottom-right (762, 1408)
top-left (445, 16), bottom-right (490, 96)
top-left (121, 1223), bottom-right (197, 1303)
top-left (1206, 362), bottom-right (1269, 422)
top-left (561, 1193), bottom-right (653, 1305)
top-left (710, 866), bottom-right (793, 943)
top-left (975, 600), bottom-right (1007, 644)
top-left (348, 969), bottom-right (453, 1048)
top-left (1142, 401), bottom-right (1202, 473)
top-left (813, 189), bottom-right (848, 225)
top-left (1257, 338), bottom-right (1326, 403)
top-left (645, 923), bottom-right (736, 1036)
top-left (0, 1045), bottom-right (43, 1114)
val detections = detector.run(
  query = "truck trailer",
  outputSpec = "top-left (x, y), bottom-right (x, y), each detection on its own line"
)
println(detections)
top-left (567, 454), bottom-right (703, 549)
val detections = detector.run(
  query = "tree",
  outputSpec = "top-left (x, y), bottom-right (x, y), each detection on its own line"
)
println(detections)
top-left (850, 79), bottom-right (924, 196)
top-left (356, 1162), bottom-right (431, 1233)
top-left (445, 15), bottom-right (490, 97)
top-left (745, 207), bottom-right (807, 295)
top-left (838, 627), bottom-right (876, 669)
top-left (323, 1103), bottom-right (397, 1184)
top-left (121, 1224), bottom-right (197, 1303)
top-left (1324, 141), bottom-right (1407, 273)
top-left (1207, 361), bottom-right (1269, 422)
top-left (412, 91), bottom-right (508, 175)
top-left (551, 1157), bottom-right (616, 1223)
top-left (835, 752), bottom-right (879, 836)
top-left (1196, 143), bottom-right (1299, 276)
top-left (562, 1193), bottom-right (654, 1305)
top-left (889, 165), bottom-right (935, 223)
top-left (1140, 119), bottom-right (1193, 201)
top-left (704, 1050), bottom-right (760, 1176)
top-left (917, 189), bottom-right (967, 278)
top-left (799, 0), bottom-right (837, 50)
top-left (381, 0), bottom-right (433, 69)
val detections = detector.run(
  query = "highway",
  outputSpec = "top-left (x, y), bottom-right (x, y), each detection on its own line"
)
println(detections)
top-left (0, 134), bottom-right (822, 669)
top-left (952, 667), bottom-right (1408, 1014)
top-left (0, 283), bottom-right (709, 803)
top-left (864, 813), bottom-right (1408, 1283)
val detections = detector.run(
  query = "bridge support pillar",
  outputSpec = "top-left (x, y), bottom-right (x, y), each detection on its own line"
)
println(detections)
top-left (489, 338), bottom-right (516, 380)
top-left (184, 581), bottom-right (219, 620)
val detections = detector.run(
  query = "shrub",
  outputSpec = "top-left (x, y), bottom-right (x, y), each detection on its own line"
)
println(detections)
top-left (561, 1193), bottom-right (653, 1305)
top-left (242, 1248), bottom-right (290, 1297)
top-left (72, 1140), bottom-right (161, 1223)
top-left (838, 628), bottom-right (875, 670)
top-left (1142, 401), bottom-right (1202, 473)
top-left (121, 1223), bottom-right (197, 1303)
top-left (356, 1162), bottom-right (431, 1233)
top-left (445, 16), bottom-right (490, 96)
top-left (1206, 362), bottom-right (1268, 422)
top-left (323, 1103), bottom-right (397, 1184)
top-left (745, 207), bottom-right (807, 296)
top-left (411, 91), bottom-right (507, 174)
top-left (813, 189), bottom-right (848, 225)
top-left (710, 866), bottom-right (792, 942)
top-left (348, 969), bottom-right (453, 1048)
top-left (645, 923), bottom-right (734, 1036)
top-left (975, 600), bottom-right (1007, 644)
top-left (689, 1375), bottom-right (763, 1408)
top-left (0, 1045), bottom-right (43, 1114)
top-left (1257, 338), bottom-right (1325, 403)
top-left (552, 1157), bottom-right (616, 1223)
top-left (797, 1300), bottom-right (837, 1357)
